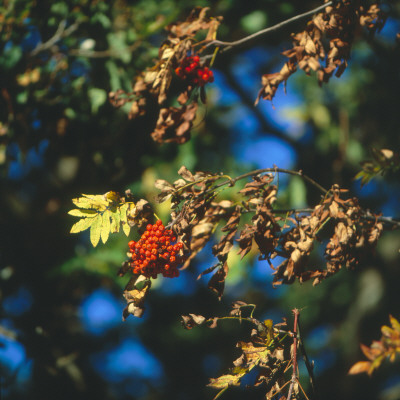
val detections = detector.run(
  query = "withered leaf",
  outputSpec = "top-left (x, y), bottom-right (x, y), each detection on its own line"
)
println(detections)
top-left (181, 313), bottom-right (207, 330)
top-left (178, 165), bottom-right (195, 182)
top-left (208, 262), bottom-right (228, 299)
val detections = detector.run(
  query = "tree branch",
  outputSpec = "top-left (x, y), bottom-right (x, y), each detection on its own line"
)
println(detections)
top-left (213, 167), bottom-right (329, 195)
top-left (30, 19), bottom-right (80, 56)
top-left (287, 308), bottom-right (300, 400)
top-left (204, 2), bottom-right (333, 56)
top-left (297, 312), bottom-right (318, 400)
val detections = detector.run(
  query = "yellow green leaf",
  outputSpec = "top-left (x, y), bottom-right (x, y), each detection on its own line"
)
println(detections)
top-left (263, 319), bottom-right (274, 345)
top-left (101, 210), bottom-right (111, 244)
top-left (90, 215), bottom-right (103, 247)
top-left (110, 209), bottom-right (120, 233)
top-left (370, 354), bottom-right (385, 374)
top-left (208, 374), bottom-right (241, 389)
top-left (120, 203), bottom-right (129, 223)
top-left (68, 209), bottom-right (98, 217)
top-left (72, 194), bottom-right (108, 210)
top-left (70, 216), bottom-right (97, 233)
top-left (119, 203), bottom-right (131, 236)
top-left (122, 222), bottom-right (130, 236)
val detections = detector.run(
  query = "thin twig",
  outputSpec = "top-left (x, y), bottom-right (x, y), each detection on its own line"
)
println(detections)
top-left (287, 308), bottom-right (300, 400)
top-left (30, 19), bottom-right (80, 56)
top-left (297, 314), bottom-right (318, 400)
top-left (362, 212), bottom-right (400, 229)
top-left (204, 2), bottom-right (333, 56)
top-left (213, 167), bottom-right (329, 195)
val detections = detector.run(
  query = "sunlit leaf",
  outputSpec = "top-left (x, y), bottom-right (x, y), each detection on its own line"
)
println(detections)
top-left (348, 361), bottom-right (372, 375)
top-left (68, 209), bottom-right (98, 217)
top-left (70, 216), bottom-right (97, 233)
top-left (101, 210), bottom-right (111, 244)
top-left (110, 209), bottom-right (121, 233)
top-left (208, 374), bottom-right (241, 389)
top-left (90, 214), bottom-right (103, 247)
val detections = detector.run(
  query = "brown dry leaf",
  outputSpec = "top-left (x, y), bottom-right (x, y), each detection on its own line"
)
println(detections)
top-left (122, 279), bottom-right (151, 319)
top-left (181, 313), bottom-right (207, 329)
top-left (178, 165), bottom-right (195, 182)
top-left (151, 103), bottom-right (198, 144)
top-left (208, 262), bottom-right (229, 299)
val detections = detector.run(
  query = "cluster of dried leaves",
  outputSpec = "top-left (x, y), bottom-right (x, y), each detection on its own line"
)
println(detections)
top-left (257, 1), bottom-right (387, 102)
top-left (272, 185), bottom-right (384, 286)
top-left (349, 315), bottom-right (400, 376)
top-left (182, 302), bottom-right (309, 400)
top-left (155, 167), bottom-right (385, 298)
top-left (109, 7), bottom-right (222, 143)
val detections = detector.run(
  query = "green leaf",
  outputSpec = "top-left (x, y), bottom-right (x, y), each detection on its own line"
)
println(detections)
top-left (68, 209), bottom-right (98, 217)
top-left (92, 12), bottom-right (111, 28)
top-left (289, 176), bottom-right (307, 208)
top-left (101, 210), bottom-right (111, 244)
top-left (240, 11), bottom-right (267, 34)
top-left (90, 215), bottom-right (103, 247)
top-left (88, 88), bottom-right (107, 113)
top-left (70, 216), bottom-right (97, 233)
top-left (50, 2), bottom-right (69, 16)
top-left (0, 45), bottom-right (22, 70)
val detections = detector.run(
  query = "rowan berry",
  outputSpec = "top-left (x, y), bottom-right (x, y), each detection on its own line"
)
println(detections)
top-left (175, 53), bottom-right (214, 88)
top-left (127, 221), bottom-right (186, 279)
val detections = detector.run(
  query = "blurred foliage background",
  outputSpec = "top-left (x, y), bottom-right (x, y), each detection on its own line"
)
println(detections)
top-left (1, 0), bottom-right (400, 399)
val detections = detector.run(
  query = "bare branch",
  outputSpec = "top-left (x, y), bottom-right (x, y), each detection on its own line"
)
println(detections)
top-left (30, 19), bottom-right (80, 56)
top-left (204, 2), bottom-right (333, 56)
top-left (287, 308), bottom-right (300, 400)
top-left (297, 313), bottom-right (318, 399)
top-left (213, 167), bottom-right (329, 195)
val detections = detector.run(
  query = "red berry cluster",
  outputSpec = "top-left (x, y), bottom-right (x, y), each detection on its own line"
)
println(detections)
top-left (128, 220), bottom-right (184, 279)
top-left (175, 54), bottom-right (214, 86)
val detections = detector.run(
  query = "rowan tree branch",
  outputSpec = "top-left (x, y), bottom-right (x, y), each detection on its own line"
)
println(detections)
top-left (204, 1), bottom-right (333, 56)
top-left (213, 167), bottom-right (329, 195)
